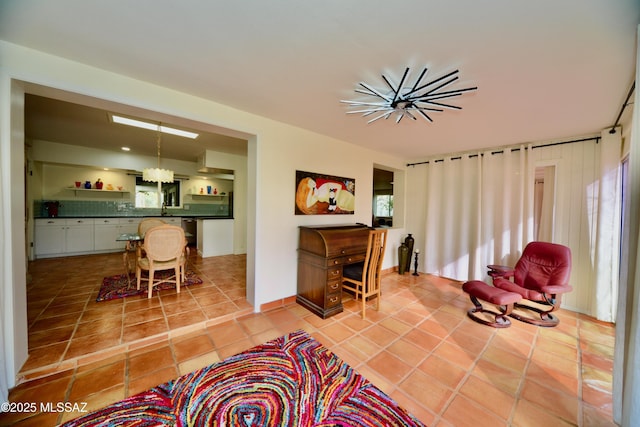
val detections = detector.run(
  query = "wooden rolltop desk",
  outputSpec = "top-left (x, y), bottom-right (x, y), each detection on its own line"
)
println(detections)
top-left (297, 224), bottom-right (370, 318)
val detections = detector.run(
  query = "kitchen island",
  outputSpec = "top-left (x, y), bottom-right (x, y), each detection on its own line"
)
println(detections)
top-left (197, 218), bottom-right (234, 257)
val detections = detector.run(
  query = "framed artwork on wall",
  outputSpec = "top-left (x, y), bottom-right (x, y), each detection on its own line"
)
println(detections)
top-left (295, 170), bottom-right (355, 215)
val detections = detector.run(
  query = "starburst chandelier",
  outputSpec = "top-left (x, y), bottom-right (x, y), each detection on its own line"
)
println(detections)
top-left (341, 67), bottom-right (477, 124)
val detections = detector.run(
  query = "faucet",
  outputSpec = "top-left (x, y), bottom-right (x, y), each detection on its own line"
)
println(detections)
top-left (161, 202), bottom-right (168, 216)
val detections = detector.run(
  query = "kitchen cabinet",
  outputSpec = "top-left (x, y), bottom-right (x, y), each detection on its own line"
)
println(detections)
top-left (34, 219), bottom-right (66, 256)
top-left (94, 218), bottom-right (121, 251)
top-left (94, 218), bottom-right (141, 252)
top-left (35, 218), bottom-right (94, 257)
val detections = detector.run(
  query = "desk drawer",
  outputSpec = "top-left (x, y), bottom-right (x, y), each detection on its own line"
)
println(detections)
top-left (326, 279), bottom-right (341, 294)
top-left (326, 253), bottom-right (365, 267)
top-left (325, 292), bottom-right (341, 309)
top-left (326, 267), bottom-right (342, 281)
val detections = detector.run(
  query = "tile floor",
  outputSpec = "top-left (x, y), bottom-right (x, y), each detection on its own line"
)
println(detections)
top-left (2, 252), bottom-right (615, 426)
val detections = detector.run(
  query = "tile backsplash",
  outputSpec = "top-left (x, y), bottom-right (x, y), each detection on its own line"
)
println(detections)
top-left (34, 200), bottom-right (229, 218)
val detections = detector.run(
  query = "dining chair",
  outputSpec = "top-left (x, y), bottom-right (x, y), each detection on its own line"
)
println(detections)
top-left (138, 218), bottom-right (167, 236)
top-left (342, 228), bottom-right (388, 319)
top-left (136, 224), bottom-right (187, 298)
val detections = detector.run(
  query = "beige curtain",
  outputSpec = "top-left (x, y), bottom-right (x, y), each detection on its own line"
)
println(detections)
top-left (421, 145), bottom-right (534, 281)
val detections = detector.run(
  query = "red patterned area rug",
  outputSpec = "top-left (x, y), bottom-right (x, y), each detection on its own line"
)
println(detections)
top-left (61, 330), bottom-right (425, 426)
top-left (96, 271), bottom-right (203, 302)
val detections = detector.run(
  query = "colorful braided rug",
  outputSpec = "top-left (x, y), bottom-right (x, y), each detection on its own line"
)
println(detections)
top-left (61, 330), bottom-right (425, 426)
top-left (96, 271), bottom-right (203, 302)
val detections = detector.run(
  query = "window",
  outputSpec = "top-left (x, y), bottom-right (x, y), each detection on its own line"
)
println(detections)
top-left (135, 177), bottom-right (181, 208)
top-left (374, 194), bottom-right (393, 217)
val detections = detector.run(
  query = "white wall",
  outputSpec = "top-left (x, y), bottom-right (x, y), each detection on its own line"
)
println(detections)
top-left (0, 41), bottom-right (408, 390)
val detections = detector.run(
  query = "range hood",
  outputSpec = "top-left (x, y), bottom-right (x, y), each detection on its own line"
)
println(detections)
top-left (197, 152), bottom-right (234, 177)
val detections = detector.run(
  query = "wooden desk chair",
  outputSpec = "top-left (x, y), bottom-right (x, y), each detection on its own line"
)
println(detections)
top-left (342, 228), bottom-right (387, 319)
top-left (136, 225), bottom-right (187, 298)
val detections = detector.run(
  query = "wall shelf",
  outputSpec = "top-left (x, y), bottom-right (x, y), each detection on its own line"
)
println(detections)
top-left (66, 187), bottom-right (129, 197)
top-left (188, 193), bottom-right (228, 199)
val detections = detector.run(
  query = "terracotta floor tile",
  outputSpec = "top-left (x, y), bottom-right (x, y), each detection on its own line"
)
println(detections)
top-left (417, 355), bottom-right (467, 390)
top-left (127, 365), bottom-right (178, 397)
top-left (178, 351), bottom-right (221, 376)
top-left (366, 350), bottom-right (412, 384)
top-left (216, 338), bottom-right (254, 360)
top-left (361, 324), bottom-right (400, 347)
top-left (319, 322), bottom-right (357, 344)
top-left (442, 394), bottom-right (508, 427)
top-left (123, 306), bottom-right (165, 326)
top-left (512, 398), bottom-right (576, 427)
top-left (432, 340), bottom-right (478, 371)
top-left (65, 332), bottom-right (122, 359)
top-left (166, 309), bottom-right (207, 330)
top-left (525, 362), bottom-right (579, 396)
top-left (399, 369), bottom-right (453, 414)
top-left (206, 320), bottom-right (250, 347)
top-left (386, 337), bottom-right (427, 366)
top-left (121, 317), bottom-right (168, 342)
top-left (471, 358), bottom-right (523, 396)
top-left (171, 333), bottom-right (214, 363)
top-left (68, 361), bottom-right (126, 401)
top-left (15, 253), bottom-right (614, 427)
top-left (128, 345), bottom-right (174, 379)
top-left (458, 375), bottom-right (515, 420)
top-left (520, 379), bottom-right (579, 424)
top-left (403, 328), bottom-right (443, 353)
top-left (480, 345), bottom-right (528, 374)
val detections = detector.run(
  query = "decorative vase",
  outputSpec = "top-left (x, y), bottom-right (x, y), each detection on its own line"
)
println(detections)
top-left (404, 233), bottom-right (415, 273)
top-left (84, 181), bottom-right (91, 189)
top-left (398, 242), bottom-right (409, 275)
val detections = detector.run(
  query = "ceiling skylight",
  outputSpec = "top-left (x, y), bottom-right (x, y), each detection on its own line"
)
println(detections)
top-left (110, 114), bottom-right (199, 139)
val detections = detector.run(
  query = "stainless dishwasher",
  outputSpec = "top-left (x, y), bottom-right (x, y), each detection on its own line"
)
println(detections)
top-left (181, 218), bottom-right (197, 246)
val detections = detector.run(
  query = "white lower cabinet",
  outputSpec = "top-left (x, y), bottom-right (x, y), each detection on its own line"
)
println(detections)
top-left (94, 218), bottom-right (142, 252)
top-left (94, 218), bottom-right (121, 251)
top-left (34, 219), bottom-right (66, 256)
top-left (34, 217), bottom-right (183, 258)
top-left (35, 218), bottom-right (94, 257)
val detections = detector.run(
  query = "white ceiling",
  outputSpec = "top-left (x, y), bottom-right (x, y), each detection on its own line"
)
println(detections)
top-left (1, 0), bottom-right (639, 160)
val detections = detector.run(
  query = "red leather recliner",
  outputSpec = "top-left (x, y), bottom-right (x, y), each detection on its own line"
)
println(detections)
top-left (491, 241), bottom-right (572, 327)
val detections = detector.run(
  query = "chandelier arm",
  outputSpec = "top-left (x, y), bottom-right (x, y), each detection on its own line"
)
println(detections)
top-left (340, 100), bottom-right (390, 106)
top-left (415, 86), bottom-right (478, 101)
top-left (410, 67), bottom-right (429, 93)
top-left (417, 100), bottom-right (463, 110)
top-left (414, 105), bottom-right (445, 112)
top-left (358, 82), bottom-right (392, 101)
top-left (420, 76), bottom-right (460, 97)
top-left (403, 69), bottom-right (459, 98)
top-left (367, 111), bottom-right (394, 123)
top-left (403, 110), bottom-right (418, 120)
top-left (386, 67), bottom-right (410, 105)
top-left (346, 107), bottom-right (392, 115)
top-left (354, 88), bottom-right (386, 97)
top-left (416, 109), bottom-right (434, 122)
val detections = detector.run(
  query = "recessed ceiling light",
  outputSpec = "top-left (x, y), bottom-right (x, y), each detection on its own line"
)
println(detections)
top-left (121, 146), bottom-right (131, 151)
top-left (109, 114), bottom-right (199, 139)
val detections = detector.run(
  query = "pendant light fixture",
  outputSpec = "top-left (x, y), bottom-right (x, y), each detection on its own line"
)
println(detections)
top-left (143, 123), bottom-right (174, 183)
top-left (341, 66), bottom-right (477, 124)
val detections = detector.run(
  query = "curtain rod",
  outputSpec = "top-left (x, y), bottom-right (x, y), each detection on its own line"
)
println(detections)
top-left (609, 81), bottom-right (635, 134)
top-left (406, 136), bottom-right (601, 167)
